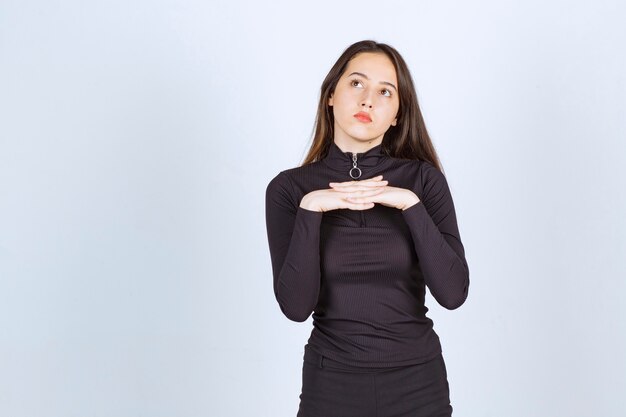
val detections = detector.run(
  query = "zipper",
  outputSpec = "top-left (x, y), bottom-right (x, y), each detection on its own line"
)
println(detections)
top-left (349, 153), bottom-right (362, 179)
top-left (349, 152), bottom-right (366, 227)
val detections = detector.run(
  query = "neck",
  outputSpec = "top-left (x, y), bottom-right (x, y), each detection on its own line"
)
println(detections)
top-left (321, 139), bottom-right (388, 177)
top-left (333, 138), bottom-right (383, 154)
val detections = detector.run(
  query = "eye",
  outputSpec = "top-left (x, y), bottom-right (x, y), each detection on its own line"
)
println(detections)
top-left (380, 89), bottom-right (391, 97)
top-left (350, 79), bottom-right (363, 88)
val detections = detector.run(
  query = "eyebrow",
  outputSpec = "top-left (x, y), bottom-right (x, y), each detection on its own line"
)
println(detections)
top-left (348, 71), bottom-right (397, 92)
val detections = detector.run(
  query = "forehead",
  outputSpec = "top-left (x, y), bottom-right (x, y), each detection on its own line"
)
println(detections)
top-left (342, 52), bottom-right (397, 83)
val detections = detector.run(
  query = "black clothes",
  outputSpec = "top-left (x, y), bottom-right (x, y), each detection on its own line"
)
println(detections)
top-left (265, 141), bottom-right (469, 368)
top-left (297, 344), bottom-right (453, 417)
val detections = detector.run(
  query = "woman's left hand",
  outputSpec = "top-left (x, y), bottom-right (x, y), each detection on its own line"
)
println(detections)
top-left (328, 178), bottom-right (421, 211)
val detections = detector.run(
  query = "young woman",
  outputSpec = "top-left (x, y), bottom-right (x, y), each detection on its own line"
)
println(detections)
top-left (265, 40), bottom-right (470, 417)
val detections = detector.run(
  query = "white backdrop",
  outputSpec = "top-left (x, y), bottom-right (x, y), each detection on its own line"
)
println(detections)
top-left (1, 0), bottom-right (625, 416)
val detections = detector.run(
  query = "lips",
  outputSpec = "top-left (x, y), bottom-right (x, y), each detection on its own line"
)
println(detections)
top-left (354, 111), bottom-right (372, 122)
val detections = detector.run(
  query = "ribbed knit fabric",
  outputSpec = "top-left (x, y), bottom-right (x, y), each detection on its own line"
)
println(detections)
top-left (265, 141), bottom-right (469, 368)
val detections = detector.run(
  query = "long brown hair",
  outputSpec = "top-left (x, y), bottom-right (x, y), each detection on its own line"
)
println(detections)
top-left (301, 40), bottom-right (443, 172)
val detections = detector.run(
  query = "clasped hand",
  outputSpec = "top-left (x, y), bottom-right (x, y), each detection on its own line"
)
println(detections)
top-left (299, 175), bottom-right (420, 212)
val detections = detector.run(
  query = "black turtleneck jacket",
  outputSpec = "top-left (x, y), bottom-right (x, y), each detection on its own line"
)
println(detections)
top-left (265, 141), bottom-right (469, 367)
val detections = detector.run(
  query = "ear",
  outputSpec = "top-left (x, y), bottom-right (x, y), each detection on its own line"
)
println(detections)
top-left (328, 94), bottom-right (333, 106)
top-left (391, 117), bottom-right (397, 126)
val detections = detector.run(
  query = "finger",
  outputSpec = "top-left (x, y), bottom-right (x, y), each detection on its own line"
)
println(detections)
top-left (343, 175), bottom-right (383, 183)
top-left (344, 195), bottom-right (377, 204)
top-left (329, 177), bottom-right (385, 185)
top-left (334, 188), bottom-right (385, 199)
top-left (344, 201), bottom-right (375, 211)
top-left (329, 175), bottom-right (384, 187)
top-left (329, 180), bottom-right (388, 189)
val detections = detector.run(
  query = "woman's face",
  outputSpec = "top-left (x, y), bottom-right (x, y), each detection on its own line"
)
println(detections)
top-left (328, 52), bottom-right (400, 148)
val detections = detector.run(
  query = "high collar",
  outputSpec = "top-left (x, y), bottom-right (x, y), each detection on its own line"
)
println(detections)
top-left (321, 141), bottom-right (389, 178)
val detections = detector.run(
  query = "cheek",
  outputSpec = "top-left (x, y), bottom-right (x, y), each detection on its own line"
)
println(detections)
top-left (333, 93), bottom-right (356, 115)
top-left (376, 99), bottom-right (399, 121)
top-left (337, 85), bottom-right (363, 101)
top-left (387, 100), bottom-right (400, 118)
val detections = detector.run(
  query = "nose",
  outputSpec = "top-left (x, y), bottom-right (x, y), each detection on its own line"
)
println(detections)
top-left (360, 88), bottom-right (374, 108)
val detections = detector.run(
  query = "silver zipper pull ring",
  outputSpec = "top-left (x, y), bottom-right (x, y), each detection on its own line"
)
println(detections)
top-left (349, 153), bottom-right (362, 179)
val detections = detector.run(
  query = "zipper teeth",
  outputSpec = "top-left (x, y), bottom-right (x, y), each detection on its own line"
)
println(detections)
top-left (349, 153), bottom-right (361, 179)
top-left (353, 153), bottom-right (365, 227)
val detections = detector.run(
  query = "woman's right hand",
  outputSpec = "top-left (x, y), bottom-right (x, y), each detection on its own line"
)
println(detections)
top-left (299, 175), bottom-right (388, 212)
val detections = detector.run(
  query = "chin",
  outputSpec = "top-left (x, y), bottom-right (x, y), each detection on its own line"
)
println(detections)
top-left (348, 131), bottom-right (384, 142)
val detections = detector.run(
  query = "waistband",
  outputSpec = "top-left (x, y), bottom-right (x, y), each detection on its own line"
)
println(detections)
top-left (303, 344), bottom-right (414, 374)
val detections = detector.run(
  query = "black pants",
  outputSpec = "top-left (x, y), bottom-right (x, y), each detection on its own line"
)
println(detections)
top-left (297, 345), bottom-right (453, 417)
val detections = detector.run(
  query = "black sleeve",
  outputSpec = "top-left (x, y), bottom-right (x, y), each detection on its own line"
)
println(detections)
top-left (401, 164), bottom-right (470, 309)
top-left (265, 172), bottom-right (323, 322)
